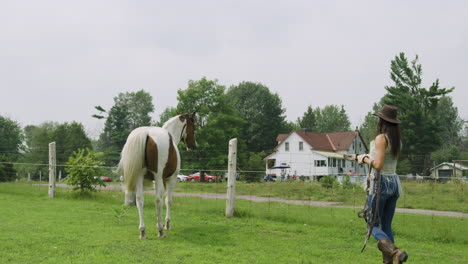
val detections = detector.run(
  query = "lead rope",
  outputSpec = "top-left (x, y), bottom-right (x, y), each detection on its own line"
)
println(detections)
top-left (358, 162), bottom-right (381, 252)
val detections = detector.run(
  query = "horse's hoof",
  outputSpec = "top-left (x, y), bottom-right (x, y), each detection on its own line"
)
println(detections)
top-left (139, 231), bottom-right (147, 239)
top-left (165, 223), bottom-right (171, 230)
top-left (158, 231), bottom-right (166, 238)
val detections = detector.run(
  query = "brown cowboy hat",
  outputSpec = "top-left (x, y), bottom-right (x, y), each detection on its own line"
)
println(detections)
top-left (373, 105), bottom-right (401, 124)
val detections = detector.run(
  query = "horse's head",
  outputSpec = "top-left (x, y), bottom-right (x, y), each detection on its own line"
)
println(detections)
top-left (179, 112), bottom-right (197, 151)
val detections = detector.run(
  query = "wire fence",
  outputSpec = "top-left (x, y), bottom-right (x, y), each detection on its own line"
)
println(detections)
top-left (0, 160), bottom-right (466, 183)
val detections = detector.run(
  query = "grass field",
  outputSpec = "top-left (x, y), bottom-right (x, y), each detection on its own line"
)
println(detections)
top-left (0, 183), bottom-right (467, 264)
top-left (174, 180), bottom-right (467, 212)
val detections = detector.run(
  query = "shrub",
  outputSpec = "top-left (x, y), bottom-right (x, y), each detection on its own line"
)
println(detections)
top-left (65, 148), bottom-right (105, 192)
top-left (320, 176), bottom-right (336, 189)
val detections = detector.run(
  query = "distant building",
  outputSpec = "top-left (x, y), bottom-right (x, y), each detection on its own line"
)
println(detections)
top-left (430, 162), bottom-right (468, 182)
top-left (264, 130), bottom-right (368, 180)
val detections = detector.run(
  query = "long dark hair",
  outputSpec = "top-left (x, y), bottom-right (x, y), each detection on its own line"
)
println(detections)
top-left (377, 118), bottom-right (401, 158)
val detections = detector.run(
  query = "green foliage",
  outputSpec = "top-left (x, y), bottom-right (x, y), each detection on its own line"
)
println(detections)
top-left (226, 82), bottom-right (288, 152)
top-left (297, 106), bottom-right (316, 131)
top-left (113, 205), bottom-right (129, 224)
top-left (0, 116), bottom-right (23, 181)
top-left (0, 115), bottom-right (23, 161)
top-left (65, 148), bottom-right (105, 192)
top-left (243, 152), bottom-right (266, 182)
top-left (16, 122), bottom-right (92, 180)
top-left (1, 183), bottom-right (467, 263)
top-left (383, 52), bottom-right (454, 174)
top-left (434, 96), bottom-right (463, 147)
top-left (156, 106), bottom-right (177, 126)
top-left (340, 175), bottom-right (355, 189)
top-left (298, 105), bottom-right (351, 133)
top-left (0, 155), bottom-right (15, 182)
top-left (396, 158), bottom-right (412, 175)
top-left (359, 103), bottom-right (382, 146)
top-left (176, 78), bottom-right (246, 171)
top-left (96, 90), bottom-right (154, 165)
top-left (320, 176), bottom-right (337, 189)
top-left (431, 146), bottom-right (461, 165)
top-left (177, 77), bottom-right (227, 128)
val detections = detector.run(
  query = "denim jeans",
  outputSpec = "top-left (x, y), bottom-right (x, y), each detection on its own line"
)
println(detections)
top-left (368, 174), bottom-right (401, 243)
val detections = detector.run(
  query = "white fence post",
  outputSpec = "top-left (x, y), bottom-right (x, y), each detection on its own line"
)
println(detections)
top-left (226, 138), bottom-right (237, 218)
top-left (48, 142), bottom-right (56, 198)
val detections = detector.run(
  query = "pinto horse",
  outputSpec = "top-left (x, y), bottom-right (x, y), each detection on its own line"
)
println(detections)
top-left (118, 113), bottom-right (196, 239)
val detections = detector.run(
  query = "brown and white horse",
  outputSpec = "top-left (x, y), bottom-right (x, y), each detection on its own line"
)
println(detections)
top-left (118, 113), bottom-right (196, 239)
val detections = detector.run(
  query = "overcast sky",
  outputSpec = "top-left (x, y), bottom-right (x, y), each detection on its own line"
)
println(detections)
top-left (1, 0), bottom-right (467, 139)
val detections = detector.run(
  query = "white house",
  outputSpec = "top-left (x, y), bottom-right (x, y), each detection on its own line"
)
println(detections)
top-left (264, 130), bottom-right (369, 180)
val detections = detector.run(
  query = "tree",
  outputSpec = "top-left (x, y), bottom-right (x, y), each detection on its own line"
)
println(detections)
top-left (359, 103), bottom-right (382, 146)
top-left (95, 90), bottom-right (154, 165)
top-left (0, 116), bottom-right (23, 181)
top-left (316, 105), bottom-right (351, 133)
top-left (297, 106), bottom-right (317, 131)
top-left (156, 106), bottom-right (177, 127)
top-left (176, 77), bottom-right (246, 172)
top-left (226, 82), bottom-right (288, 152)
top-left (434, 96), bottom-right (463, 147)
top-left (0, 116), bottom-right (23, 160)
top-left (0, 155), bottom-right (16, 182)
top-left (17, 122), bottom-right (92, 180)
top-left (383, 53), bottom-right (454, 174)
top-left (298, 105), bottom-right (351, 133)
top-left (54, 122), bottom-right (92, 166)
top-left (431, 146), bottom-right (460, 165)
top-left (65, 148), bottom-right (105, 192)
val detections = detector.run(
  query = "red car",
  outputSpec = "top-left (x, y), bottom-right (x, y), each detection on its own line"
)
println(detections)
top-left (187, 172), bottom-right (216, 182)
top-left (99, 176), bottom-right (112, 182)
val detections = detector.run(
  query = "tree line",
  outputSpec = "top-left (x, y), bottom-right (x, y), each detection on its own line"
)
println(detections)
top-left (1, 52), bottom-right (467, 181)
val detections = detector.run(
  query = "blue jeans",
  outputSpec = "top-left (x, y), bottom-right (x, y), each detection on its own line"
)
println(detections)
top-left (368, 174), bottom-right (401, 243)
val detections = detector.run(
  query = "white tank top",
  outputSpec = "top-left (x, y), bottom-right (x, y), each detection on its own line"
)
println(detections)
top-left (369, 134), bottom-right (398, 174)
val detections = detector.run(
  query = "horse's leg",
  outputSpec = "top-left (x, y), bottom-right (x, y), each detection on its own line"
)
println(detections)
top-left (154, 173), bottom-right (166, 238)
top-left (164, 174), bottom-right (177, 230)
top-left (135, 175), bottom-right (146, 239)
top-left (124, 191), bottom-right (136, 206)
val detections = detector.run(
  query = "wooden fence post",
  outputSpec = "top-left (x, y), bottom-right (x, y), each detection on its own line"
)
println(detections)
top-left (226, 138), bottom-right (237, 218)
top-left (49, 142), bottom-right (56, 198)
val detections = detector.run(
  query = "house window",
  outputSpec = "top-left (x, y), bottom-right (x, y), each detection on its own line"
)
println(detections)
top-left (285, 142), bottom-right (289, 151)
top-left (299, 142), bottom-right (303, 151)
top-left (315, 160), bottom-right (326, 167)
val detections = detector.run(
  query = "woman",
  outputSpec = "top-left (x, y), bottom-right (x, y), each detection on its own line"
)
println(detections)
top-left (356, 105), bottom-right (408, 263)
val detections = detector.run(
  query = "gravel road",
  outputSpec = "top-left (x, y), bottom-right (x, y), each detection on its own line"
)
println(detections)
top-left (55, 183), bottom-right (467, 218)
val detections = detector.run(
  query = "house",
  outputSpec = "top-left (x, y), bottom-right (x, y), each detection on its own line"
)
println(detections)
top-left (430, 162), bottom-right (468, 182)
top-left (264, 129), bottom-right (369, 180)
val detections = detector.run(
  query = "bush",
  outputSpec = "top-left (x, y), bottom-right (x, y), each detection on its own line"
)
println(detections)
top-left (320, 176), bottom-right (336, 189)
top-left (0, 155), bottom-right (16, 182)
top-left (341, 175), bottom-right (352, 189)
top-left (65, 148), bottom-right (105, 192)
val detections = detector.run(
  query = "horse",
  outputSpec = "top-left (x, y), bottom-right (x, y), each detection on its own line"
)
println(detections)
top-left (118, 113), bottom-right (196, 239)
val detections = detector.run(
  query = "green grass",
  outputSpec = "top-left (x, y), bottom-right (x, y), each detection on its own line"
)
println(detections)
top-left (0, 183), bottom-right (467, 264)
top-left (174, 180), bottom-right (467, 212)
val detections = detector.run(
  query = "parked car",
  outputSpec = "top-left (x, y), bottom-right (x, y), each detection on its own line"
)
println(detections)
top-left (187, 172), bottom-right (217, 182)
top-left (177, 174), bottom-right (188, 182)
top-left (99, 176), bottom-right (112, 182)
top-left (263, 175), bottom-right (277, 182)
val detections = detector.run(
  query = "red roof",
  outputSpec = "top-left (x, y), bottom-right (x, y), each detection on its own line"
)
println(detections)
top-left (276, 134), bottom-right (289, 143)
top-left (274, 130), bottom-right (366, 152)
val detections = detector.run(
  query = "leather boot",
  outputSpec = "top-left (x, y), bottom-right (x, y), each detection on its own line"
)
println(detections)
top-left (377, 239), bottom-right (408, 264)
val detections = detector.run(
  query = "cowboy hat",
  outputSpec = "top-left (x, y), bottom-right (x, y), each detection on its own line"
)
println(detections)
top-left (373, 105), bottom-right (401, 124)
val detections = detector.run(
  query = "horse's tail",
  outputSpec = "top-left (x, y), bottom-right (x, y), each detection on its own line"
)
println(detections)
top-left (118, 127), bottom-right (148, 193)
